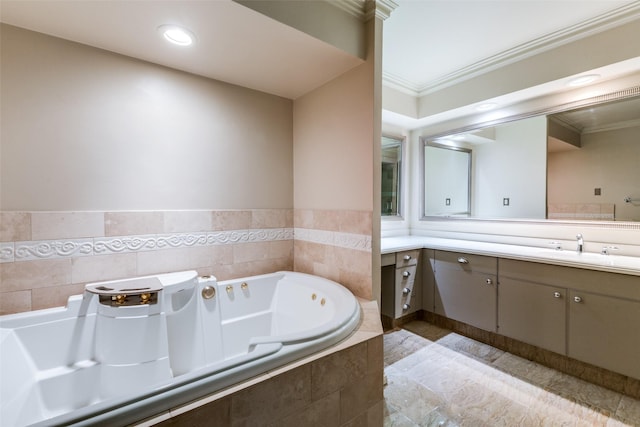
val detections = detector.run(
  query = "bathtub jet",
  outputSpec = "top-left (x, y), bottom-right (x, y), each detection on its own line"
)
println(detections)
top-left (0, 271), bottom-right (361, 426)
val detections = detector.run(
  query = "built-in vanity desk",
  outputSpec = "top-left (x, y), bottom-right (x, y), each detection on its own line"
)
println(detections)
top-left (381, 236), bottom-right (640, 397)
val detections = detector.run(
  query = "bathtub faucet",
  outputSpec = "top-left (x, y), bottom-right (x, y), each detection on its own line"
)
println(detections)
top-left (576, 234), bottom-right (584, 253)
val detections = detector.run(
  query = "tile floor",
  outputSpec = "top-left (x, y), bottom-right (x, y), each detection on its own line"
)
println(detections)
top-left (383, 321), bottom-right (640, 426)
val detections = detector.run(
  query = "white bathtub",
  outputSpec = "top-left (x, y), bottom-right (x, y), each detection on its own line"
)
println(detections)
top-left (0, 271), bottom-right (361, 426)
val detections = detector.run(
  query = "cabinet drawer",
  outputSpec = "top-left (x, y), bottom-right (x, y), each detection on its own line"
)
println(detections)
top-left (435, 250), bottom-right (497, 274)
top-left (396, 250), bottom-right (420, 267)
top-left (395, 265), bottom-right (417, 287)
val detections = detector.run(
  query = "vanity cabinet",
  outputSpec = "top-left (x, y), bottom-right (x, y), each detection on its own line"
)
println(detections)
top-left (498, 258), bottom-right (640, 379)
top-left (381, 249), bottom-right (422, 319)
top-left (434, 250), bottom-right (497, 332)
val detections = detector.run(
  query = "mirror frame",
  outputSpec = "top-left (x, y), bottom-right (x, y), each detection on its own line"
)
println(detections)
top-left (381, 134), bottom-right (406, 220)
top-left (420, 84), bottom-right (640, 226)
top-left (421, 141), bottom-right (472, 219)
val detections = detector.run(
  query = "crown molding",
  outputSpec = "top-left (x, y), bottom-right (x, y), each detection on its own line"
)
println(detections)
top-left (383, 2), bottom-right (640, 97)
top-left (330, 0), bottom-right (367, 20)
top-left (331, 0), bottom-right (398, 21)
top-left (382, 71), bottom-right (420, 96)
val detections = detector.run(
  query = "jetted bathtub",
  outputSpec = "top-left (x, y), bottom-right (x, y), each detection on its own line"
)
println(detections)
top-left (0, 271), bottom-right (361, 426)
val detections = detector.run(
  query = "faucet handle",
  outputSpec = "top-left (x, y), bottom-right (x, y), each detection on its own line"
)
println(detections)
top-left (601, 245), bottom-right (619, 255)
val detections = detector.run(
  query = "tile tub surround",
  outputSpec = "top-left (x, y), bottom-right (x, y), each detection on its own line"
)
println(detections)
top-left (383, 321), bottom-right (640, 427)
top-left (0, 208), bottom-right (375, 315)
top-left (134, 299), bottom-right (383, 427)
top-left (0, 210), bottom-right (295, 315)
top-left (294, 209), bottom-right (373, 300)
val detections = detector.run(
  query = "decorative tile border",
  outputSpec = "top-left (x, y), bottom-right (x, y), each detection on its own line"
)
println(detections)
top-left (0, 228), bottom-right (371, 262)
top-left (294, 228), bottom-right (371, 252)
top-left (1, 228), bottom-right (293, 262)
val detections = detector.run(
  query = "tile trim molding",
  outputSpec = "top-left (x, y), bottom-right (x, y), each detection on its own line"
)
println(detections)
top-left (1, 228), bottom-right (294, 263)
top-left (294, 228), bottom-right (372, 252)
top-left (0, 227), bottom-right (372, 262)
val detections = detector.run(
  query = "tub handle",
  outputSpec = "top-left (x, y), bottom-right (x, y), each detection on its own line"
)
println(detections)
top-left (202, 286), bottom-right (216, 299)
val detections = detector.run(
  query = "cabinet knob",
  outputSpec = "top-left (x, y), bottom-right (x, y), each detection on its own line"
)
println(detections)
top-left (574, 296), bottom-right (583, 303)
top-left (402, 287), bottom-right (411, 295)
top-left (553, 292), bottom-right (562, 298)
top-left (402, 271), bottom-right (411, 278)
top-left (403, 255), bottom-right (412, 261)
top-left (485, 278), bottom-right (493, 285)
top-left (402, 303), bottom-right (411, 310)
top-left (457, 257), bottom-right (469, 264)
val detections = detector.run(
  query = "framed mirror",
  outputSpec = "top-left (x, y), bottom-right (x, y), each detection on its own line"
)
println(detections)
top-left (422, 142), bottom-right (471, 217)
top-left (381, 135), bottom-right (404, 217)
top-left (421, 86), bottom-right (640, 223)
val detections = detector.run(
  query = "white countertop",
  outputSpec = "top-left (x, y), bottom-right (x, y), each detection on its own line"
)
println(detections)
top-left (381, 236), bottom-right (640, 277)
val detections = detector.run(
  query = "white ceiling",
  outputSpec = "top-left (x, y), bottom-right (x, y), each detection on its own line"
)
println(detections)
top-left (383, 0), bottom-right (637, 94)
top-left (0, 0), bottom-right (363, 100)
top-left (1, 0), bottom-right (638, 112)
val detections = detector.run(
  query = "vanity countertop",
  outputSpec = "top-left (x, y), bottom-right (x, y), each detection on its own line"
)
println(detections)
top-left (381, 236), bottom-right (640, 277)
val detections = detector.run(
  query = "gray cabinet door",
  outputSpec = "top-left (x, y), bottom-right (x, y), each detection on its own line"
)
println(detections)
top-left (498, 278), bottom-right (566, 354)
top-left (434, 251), bottom-right (497, 332)
top-left (568, 290), bottom-right (640, 380)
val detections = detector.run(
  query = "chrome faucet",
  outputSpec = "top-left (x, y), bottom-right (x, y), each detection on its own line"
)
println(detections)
top-left (576, 234), bottom-right (584, 253)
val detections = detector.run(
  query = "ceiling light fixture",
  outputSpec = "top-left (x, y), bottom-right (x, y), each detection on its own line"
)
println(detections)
top-left (475, 103), bottom-right (497, 112)
top-left (567, 74), bottom-right (600, 87)
top-left (158, 25), bottom-right (195, 46)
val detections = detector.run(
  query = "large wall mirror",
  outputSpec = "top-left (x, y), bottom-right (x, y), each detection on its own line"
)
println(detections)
top-left (421, 86), bottom-right (640, 223)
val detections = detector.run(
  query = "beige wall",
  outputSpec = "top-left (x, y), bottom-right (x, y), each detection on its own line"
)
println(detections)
top-left (292, 18), bottom-right (380, 300)
top-left (0, 25), bottom-right (298, 314)
top-left (0, 24), bottom-right (293, 211)
top-left (1, 17), bottom-right (383, 313)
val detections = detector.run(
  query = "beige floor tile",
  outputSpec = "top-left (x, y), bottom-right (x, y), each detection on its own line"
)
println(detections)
top-left (383, 322), bottom-right (634, 427)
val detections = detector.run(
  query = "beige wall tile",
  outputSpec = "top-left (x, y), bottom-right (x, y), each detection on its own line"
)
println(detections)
top-left (339, 210), bottom-right (372, 235)
top-left (251, 209), bottom-right (292, 229)
top-left (163, 211), bottom-right (212, 233)
top-left (212, 210), bottom-right (252, 231)
top-left (233, 242), bottom-right (271, 264)
top-left (294, 209), bottom-right (314, 229)
top-left (339, 368), bottom-right (383, 424)
top-left (0, 259), bottom-right (72, 292)
top-left (31, 212), bottom-right (104, 240)
top-left (0, 212), bottom-right (31, 242)
top-left (105, 212), bottom-right (163, 236)
top-left (32, 283), bottom-right (85, 310)
top-left (311, 342), bottom-right (368, 400)
top-left (231, 365), bottom-right (312, 426)
top-left (157, 396), bottom-right (231, 427)
top-left (71, 253), bottom-right (137, 284)
top-left (268, 240), bottom-right (294, 260)
top-left (0, 290), bottom-right (31, 315)
top-left (277, 391), bottom-right (340, 427)
top-left (136, 246), bottom-right (221, 276)
top-left (313, 210), bottom-right (341, 232)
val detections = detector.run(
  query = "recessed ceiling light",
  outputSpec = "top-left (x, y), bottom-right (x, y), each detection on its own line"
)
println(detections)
top-left (158, 25), bottom-right (195, 46)
top-left (475, 103), bottom-right (497, 112)
top-left (567, 74), bottom-right (600, 87)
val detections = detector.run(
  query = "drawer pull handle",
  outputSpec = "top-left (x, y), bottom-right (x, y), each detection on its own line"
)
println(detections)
top-left (574, 296), bottom-right (583, 303)
top-left (402, 271), bottom-right (411, 278)
top-left (402, 303), bottom-right (411, 310)
top-left (553, 292), bottom-right (562, 298)
top-left (403, 255), bottom-right (412, 261)
top-left (485, 278), bottom-right (493, 285)
top-left (402, 287), bottom-right (411, 295)
top-left (457, 257), bottom-right (469, 264)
